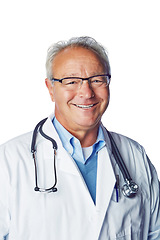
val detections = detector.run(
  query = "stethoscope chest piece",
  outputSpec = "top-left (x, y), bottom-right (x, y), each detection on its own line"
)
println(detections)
top-left (122, 180), bottom-right (139, 198)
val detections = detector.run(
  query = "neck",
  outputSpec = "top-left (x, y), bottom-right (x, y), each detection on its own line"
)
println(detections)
top-left (65, 124), bottom-right (100, 148)
top-left (54, 116), bottom-right (100, 147)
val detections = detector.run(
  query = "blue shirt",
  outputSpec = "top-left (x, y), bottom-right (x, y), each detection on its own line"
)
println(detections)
top-left (53, 117), bottom-right (106, 204)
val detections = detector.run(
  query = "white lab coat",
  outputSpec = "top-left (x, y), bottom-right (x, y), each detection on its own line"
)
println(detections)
top-left (0, 114), bottom-right (160, 240)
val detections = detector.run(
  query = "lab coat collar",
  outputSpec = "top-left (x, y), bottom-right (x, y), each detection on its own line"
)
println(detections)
top-left (41, 114), bottom-right (81, 176)
top-left (44, 114), bottom-right (112, 153)
top-left (42, 113), bottom-right (64, 149)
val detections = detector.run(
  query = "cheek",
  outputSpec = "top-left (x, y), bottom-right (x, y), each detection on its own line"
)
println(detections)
top-left (53, 87), bottom-right (75, 105)
top-left (98, 87), bottom-right (110, 104)
top-left (98, 89), bottom-right (110, 114)
top-left (106, 88), bottom-right (110, 106)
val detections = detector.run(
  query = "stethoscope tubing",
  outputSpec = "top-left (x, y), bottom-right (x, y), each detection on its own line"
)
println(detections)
top-left (31, 118), bottom-right (48, 154)
top-left (31, 118), bottom-right (139, 197)
top-left (31, 118), bottom-right (58, 192)
top-left (107, 130), bottom-right (132, 182)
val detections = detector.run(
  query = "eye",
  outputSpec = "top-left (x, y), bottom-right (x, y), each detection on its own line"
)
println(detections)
top-left (91, 79), bottom-right (103, 84)
top-left (67, 80), bottom-right (78, 85)
top-left (63, 78), bottom-right (80, 85)
top-left (93, 79), bottom-right (103, 83)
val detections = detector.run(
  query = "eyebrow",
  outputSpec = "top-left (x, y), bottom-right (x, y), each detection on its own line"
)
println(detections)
top-left (61, 72), bottom-right (105, 78)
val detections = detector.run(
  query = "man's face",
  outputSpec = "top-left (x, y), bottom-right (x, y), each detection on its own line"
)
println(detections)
top-left (46, 47), bottom-right (110, 134)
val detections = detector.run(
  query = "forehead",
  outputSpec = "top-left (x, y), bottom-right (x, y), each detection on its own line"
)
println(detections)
top-left (52, 47), bottom-right (104, 76)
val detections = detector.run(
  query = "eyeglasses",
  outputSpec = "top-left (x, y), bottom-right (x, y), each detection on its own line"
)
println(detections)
top-left (50, 74), bottom-right (111, 91)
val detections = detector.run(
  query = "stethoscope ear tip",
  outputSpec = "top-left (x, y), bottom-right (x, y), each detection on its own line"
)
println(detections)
top-left (52, 187), bottom-right (58, 192)
top-left (34, 186), bottom-right (40, 191)
top-left (34, 186), bottom-right (58, 193)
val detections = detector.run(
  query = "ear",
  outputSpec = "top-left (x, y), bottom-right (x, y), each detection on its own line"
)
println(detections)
top-left (45, 78), bottom-right (55, 102)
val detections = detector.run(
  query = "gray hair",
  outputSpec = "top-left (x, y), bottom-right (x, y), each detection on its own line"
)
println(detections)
top-left (46, 36), bottom-right (111, 79)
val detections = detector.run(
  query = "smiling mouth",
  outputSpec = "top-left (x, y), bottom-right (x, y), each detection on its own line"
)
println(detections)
top-left (73, 103), bottom-right (97, 109)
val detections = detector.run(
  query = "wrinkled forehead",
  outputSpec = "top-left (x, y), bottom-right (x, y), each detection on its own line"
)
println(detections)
top-left (52, 46), bottom-right (106, 76)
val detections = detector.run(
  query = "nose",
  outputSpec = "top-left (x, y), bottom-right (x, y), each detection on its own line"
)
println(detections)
top-left (77, 80), bottom-right (95, 98)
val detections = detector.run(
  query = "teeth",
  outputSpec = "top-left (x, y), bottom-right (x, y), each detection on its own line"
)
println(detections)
top-left (75, 104), bottom-right (94, 109)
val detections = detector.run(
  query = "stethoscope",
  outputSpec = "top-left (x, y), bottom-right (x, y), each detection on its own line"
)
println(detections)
top-left (31, 118), bottom-right (139, 198)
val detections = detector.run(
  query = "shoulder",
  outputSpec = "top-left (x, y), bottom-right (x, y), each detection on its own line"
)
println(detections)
top-left (103, 127), bottom-right (159, 184)
top-left (101, 125), bottom-right (144, 154)
top-left (0, 132), bottom-right (33, 156)
top-left (0, 132), bottom-right (34, 186)
top-left (110, 131), bottom-right (144, 154)
top-left (101, 125), bottom-right (152, 176)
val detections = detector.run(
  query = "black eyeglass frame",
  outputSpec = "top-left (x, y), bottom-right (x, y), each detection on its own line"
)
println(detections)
top-left (50, 74), bottom-right (111, 85)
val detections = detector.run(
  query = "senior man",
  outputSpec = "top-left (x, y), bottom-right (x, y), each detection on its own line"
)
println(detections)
top-left (0, 36), bottom-right (160, 239)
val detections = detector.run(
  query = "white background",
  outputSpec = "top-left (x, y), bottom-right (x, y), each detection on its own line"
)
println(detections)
top-left (0, 0), bottom-right (159, 177)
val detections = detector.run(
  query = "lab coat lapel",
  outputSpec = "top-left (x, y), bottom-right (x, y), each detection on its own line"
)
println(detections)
top-left (96, 146), bottom-right (116, 236)
top-left (42, 115), bottom-right (96, 208)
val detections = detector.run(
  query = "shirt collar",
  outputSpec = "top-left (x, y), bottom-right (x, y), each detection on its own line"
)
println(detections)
top-left (53, 117), bottom-right (106, 160)
top-left (53, 117), bottom-right (74, 155)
